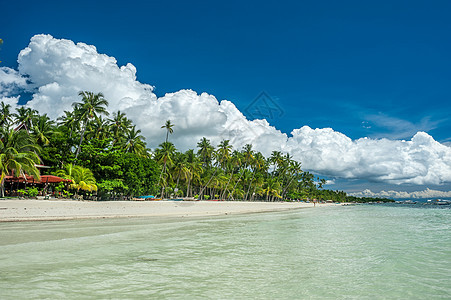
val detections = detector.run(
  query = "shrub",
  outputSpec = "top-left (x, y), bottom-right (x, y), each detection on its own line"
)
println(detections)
top-left (27, 187), bottom-right (39, 197)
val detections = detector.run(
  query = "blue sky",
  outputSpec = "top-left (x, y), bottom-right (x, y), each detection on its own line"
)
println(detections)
top-left (1, 0), bottom-right (451, 197)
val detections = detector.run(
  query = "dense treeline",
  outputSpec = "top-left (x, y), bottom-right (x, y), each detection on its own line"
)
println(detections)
top-left (0, 92), bottom-right (393, 202)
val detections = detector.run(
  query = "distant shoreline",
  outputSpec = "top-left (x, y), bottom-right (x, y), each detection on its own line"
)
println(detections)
top-left (0, 199), bottom-right (339, 222)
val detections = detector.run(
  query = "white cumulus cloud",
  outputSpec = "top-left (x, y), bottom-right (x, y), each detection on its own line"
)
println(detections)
top-left (1, 34), bottom-right (451, 186)
top-left (350, 188), bottom-right (451, 199)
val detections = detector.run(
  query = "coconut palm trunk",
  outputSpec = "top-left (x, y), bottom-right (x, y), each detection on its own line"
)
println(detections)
top-left (228, 170), bottom-right (245, 201)
top-left (199, 167), bottom-right (218, 200)
top-left (281, 175), bottom-right (296, 199)
top-left (159, 159), bottom-right (167, 199)
top-left (244, 171), bottom-right (256, 201)
top-left (74, 121), bottom-right (87, 161)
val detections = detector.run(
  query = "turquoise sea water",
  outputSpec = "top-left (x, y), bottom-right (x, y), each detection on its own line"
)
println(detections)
top-left (0, 205), bottom-right (450, 299)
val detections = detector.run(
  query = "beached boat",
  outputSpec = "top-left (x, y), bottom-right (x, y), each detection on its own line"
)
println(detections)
top-left (135, 195), bottom-right (162, 201)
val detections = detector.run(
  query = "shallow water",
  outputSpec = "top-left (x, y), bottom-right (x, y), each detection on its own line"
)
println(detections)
top-left (1, 205), bottom-right (450, 299)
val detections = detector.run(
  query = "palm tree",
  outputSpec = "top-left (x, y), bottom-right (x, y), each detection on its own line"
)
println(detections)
top-left (55, 163), bottom-right (78, 182)
top-left (57, 110), bottom-right (78, 139)
top-left (0, 128), bottom-right (41, 197)
top-left (216, 140), bottom-right (232, 170)
top-left (0, 102), bottom-right (13, 128)
top-left (244, 151), bottom-right (265, 201)
top-left (242, 144), bottom-right (254, 168)
top-left (31, 114), bottom-right (57, 146)
top-left (226, 145), bottom-right (255, 200)
top-left (185, 149), bottom-right (203, 197)
top-left (197, 137), bottom-right (214, 168)
top-left (227, 151), bottom-right (246, 200)
top-left (250, 173), bottom-right (265, 201)
top-left (109, 110), bottom-right (132, 145)
top-left (14, 107), bottom-right (38, 130)
top-left (72, 166), bottom-right (97, 193)
top-left (221, 150), bottom-right (242, 200)
top-left (155, 141), bottom-right (176, 198)
top-left (171, 152), bottom-right (190, 195)
top-left (270, 150), bottom-right (283, 176)
top-left (281, 160), bottom-right (302, 199)
top-left (56, 164), bottom-right (97, 197)
top-left (72, 91), bottom-right (109, 160)
top-left (161, 120), bottom-right (174, 143)
top-left (198, 140), bottom-right (232, 200)
top-left (263, 178), bottom-right (282, 201)
top-left (87, 116), bottom-right (110, 140)
top-left (123, 125), bottom-right (147, 156)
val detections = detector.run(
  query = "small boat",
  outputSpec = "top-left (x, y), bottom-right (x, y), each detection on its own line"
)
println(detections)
top-left (402, 200), bottom-right (417, 204)
top-left (435, 199), bottom-right (451, 205)
top-left (135, 195), bottom-right (162, 201)
top-left (138, 195), bottom-right (156, 199)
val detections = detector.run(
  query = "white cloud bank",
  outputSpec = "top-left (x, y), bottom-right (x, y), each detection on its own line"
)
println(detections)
top-left (350, 188), bottom-right (451, 199)
top-left (1, 34), bottom-right (451, 186)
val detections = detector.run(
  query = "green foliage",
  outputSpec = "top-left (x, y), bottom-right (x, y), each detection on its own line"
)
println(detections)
top-left (55, 182), bottom-right (65, 192)
top-left (79, 144), bottom-right (160, 198)
top-left (97, 179), bottom-right (128, 191)
top-left (97, 179), bottom-right (128, 201)
top-left (0, 127), bottom-right (41, 197)
top-left (27, 187), bottom-right (39, 197)
top-left (16, 187), bottom-right (39, 197)
top-left (55, 164), bottom-right (97, 192)
top-left (1, 92), bottom-right (392, 203)
top-left (119, 153), bottom-right (160, 196)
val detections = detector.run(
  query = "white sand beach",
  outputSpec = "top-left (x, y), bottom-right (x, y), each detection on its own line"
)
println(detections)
top-left (0, 199), bottom-right (336, 222)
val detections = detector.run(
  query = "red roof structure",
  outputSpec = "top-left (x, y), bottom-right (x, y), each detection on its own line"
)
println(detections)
top-left (4, 175), bottom-right (72, 184)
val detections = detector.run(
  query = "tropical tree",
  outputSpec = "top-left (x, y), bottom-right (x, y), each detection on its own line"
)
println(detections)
top-left (222, 150), bottom-right (242, 200)
top-left (242, 144), bottom-right (254, 168)
top-left (31, 114), bottom-right (58, 146)
top-left (263, 178), bottom-right (282, 201)
top-left (171, 152), bottom-right (190, 194)
top-left (56, 163), bottom-right (97, 196)
top-left (161, 120), bottom-right (174, 143)
top-left (154, 141), bottom-right (176, 198)
top-left (72, 166), bottom-right (97, 193)
top-left (109, 110), bottom-right (132, 145)
top-left (0, 102), bottom-right (13, 128)
top-left (0, 128), bottom-right (41, 197)
top-left (244, 151), bottom-right (265, 201)
top-left (55, 163), bottom-right (78, 182)
top-left (197, 137), bottom-right (214, 168)
top-left (280, 160), bottom-right (302, 199)
top-left (72, 91), bottom-right (109, 160)
top-left (86, 116), bottom-right (110, 140)
top-left (57, 110), bottom-right (78, 138)
top-left (185, 149), bottom-right (202, 197)
top-left (216, 139), bottom-right (232, 170)
top-left (123, 125), bottom-right (147, 156)
top-left (14, 107), bottom-right (38, 130)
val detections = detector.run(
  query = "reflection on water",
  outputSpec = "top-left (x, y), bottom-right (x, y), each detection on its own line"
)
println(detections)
top-left (0, 205), bottom-right (450, 299)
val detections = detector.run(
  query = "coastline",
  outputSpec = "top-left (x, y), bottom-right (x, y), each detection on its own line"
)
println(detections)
top-left (0, 199), bottom-right (338, 222)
